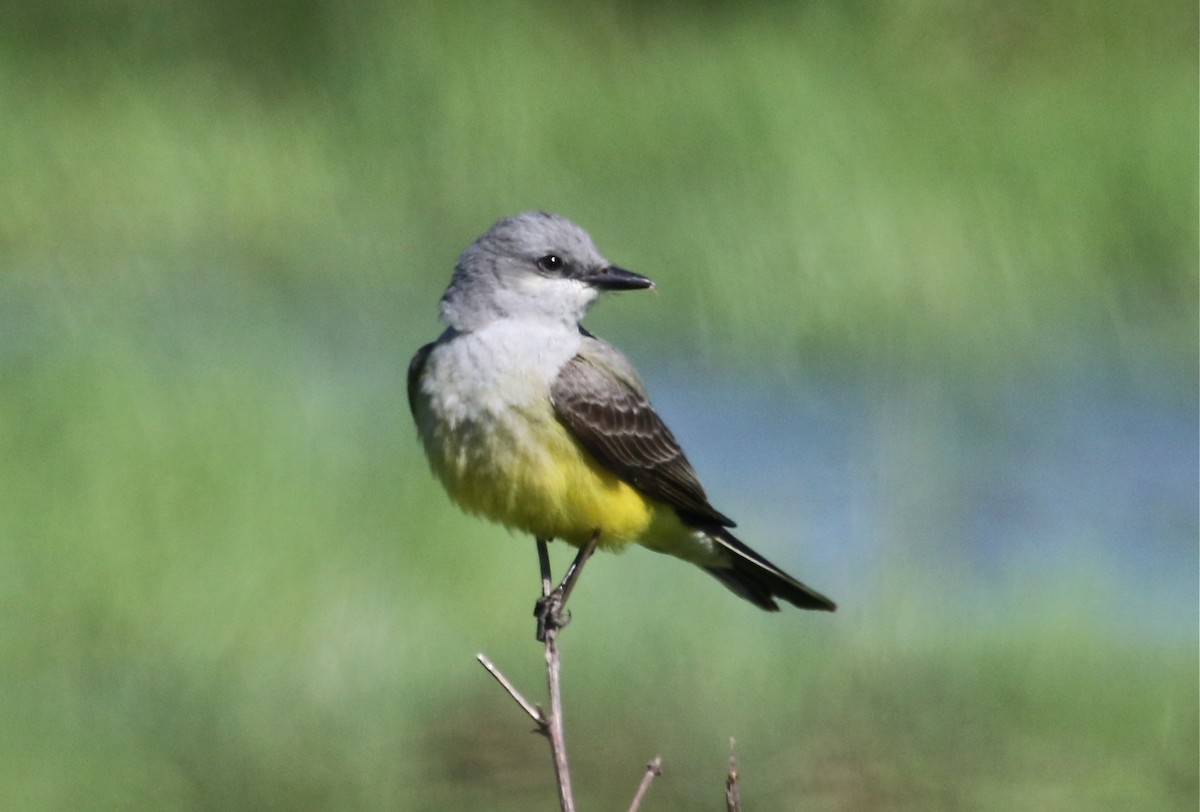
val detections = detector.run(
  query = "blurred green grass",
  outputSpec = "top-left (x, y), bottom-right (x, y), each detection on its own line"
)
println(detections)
top-left (0, 0), bottom-right (1196, 809)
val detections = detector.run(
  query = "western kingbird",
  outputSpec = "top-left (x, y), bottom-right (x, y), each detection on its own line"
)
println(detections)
top-left (408, 212), bottom-right (835, 612)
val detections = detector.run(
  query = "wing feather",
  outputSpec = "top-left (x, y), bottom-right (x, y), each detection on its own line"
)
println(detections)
top-left (551, 349), bottom-right (734, 528)
top-left (407, 342), bottom-right (435, 418)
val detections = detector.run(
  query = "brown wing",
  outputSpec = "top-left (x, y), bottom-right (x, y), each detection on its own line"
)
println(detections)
top-left (550, 352), bottom-right (734, 528)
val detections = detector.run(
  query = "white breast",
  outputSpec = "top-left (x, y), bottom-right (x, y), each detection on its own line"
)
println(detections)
top-left (420, 319), bottom-right (583, 424)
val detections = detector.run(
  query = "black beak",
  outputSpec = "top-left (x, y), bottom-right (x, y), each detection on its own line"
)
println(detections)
top-left (587, 265), bottom-right (655, 291)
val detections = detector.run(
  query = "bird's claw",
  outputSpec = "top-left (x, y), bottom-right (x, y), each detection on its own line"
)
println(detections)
top-left (534, 589), bottom-right (571, 641)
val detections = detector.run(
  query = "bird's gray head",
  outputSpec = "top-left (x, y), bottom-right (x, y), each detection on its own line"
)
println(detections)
top-left (439, 212), bottom-right (653, 331)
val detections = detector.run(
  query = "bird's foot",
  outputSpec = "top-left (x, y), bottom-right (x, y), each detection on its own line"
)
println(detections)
top-left (534, 588), bottom-right (571, 642)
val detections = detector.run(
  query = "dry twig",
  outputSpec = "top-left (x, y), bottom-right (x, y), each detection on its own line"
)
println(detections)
top-left (478, 535), bottom-right (600, 812)
top-left (627, 756), bottom-right (664, 812)
top-left (725, 738), bottom-right (741, 812)
top-left (475, 653), bottom-right (542, 727)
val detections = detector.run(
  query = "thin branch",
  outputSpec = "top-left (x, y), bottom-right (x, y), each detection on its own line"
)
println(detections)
top-left (484, 535), bottom-right (603, 812)
top-left (725, 738), bottom-right (741, 812)
top-left (543, 622), bottom-right (574, 812)
top-left (475, 653), bottom-right (545, 729)
top-left (627, 756), bottom-right (664, 812)
top-left (536, 535), bottom-right (598, 812)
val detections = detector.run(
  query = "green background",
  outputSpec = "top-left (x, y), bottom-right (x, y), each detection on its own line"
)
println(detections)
top-left (1, 1), bottom-right (1196, 809)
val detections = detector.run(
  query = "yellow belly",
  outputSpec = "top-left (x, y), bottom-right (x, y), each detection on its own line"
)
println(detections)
top-left (423, 403), bottom-right (656, 549)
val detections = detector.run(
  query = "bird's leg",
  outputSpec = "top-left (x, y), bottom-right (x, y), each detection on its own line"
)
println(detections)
top-left (534, 538), bottom-right (559, 641)
top-left (557, 531), bottom-right (600, 608)
top-left (534, 532), bottom-right (600, 642)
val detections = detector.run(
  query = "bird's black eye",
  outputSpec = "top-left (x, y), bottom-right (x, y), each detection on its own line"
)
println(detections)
top-left (536, 254), bottom-right (564, 274)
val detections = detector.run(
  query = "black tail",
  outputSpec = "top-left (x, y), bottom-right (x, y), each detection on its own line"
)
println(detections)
top-left (703, 529), bottom-right (836, 612)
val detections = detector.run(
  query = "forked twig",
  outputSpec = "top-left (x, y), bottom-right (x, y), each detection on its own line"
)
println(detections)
top-left (478, 538), bottom-right (761, 811)
top-left (537, 535), bottom-right (598, 812)
top-left (478, 534), bottom-right (601, 812)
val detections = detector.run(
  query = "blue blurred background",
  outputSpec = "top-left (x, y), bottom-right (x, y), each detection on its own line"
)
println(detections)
top-left (1, 1), bottom-right (1195, 809)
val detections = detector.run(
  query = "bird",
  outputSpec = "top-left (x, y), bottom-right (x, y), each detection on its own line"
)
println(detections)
top-left (407, 212), bottom-right (835, 615)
